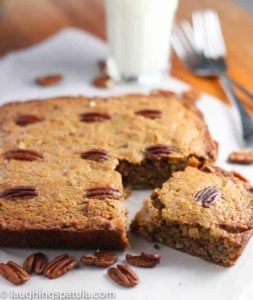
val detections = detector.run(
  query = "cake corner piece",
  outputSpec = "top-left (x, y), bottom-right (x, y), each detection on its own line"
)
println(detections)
top-left (131, 166), bottom-right (253, 266)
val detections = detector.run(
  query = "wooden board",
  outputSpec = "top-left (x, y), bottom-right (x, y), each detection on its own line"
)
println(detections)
top-left (0, 0), bottom-right (252, 112)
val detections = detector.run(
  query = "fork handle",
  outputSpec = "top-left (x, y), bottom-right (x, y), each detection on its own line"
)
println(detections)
top-left (219, 75), bottom-right (253, 142)
top-left (227, 76), bottom-right (253, 100)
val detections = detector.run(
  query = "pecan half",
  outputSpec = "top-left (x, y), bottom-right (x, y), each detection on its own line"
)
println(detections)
top-left (35, 74), bottom-right (62, 86)
top-left (126, 252), bottom-right (161, 268)
top-left (43, 254), bottom-right (77, 279)
top-left (85, 187), bottom-right (122, 200)
top-left (0, 261), bottom-right (29, 285)
top-left (0, 186), bottom-right (37, 200)
top-left (92, 75), bottom-right (114, 89)
top-left (135, 109), bottom-right (162, 119)
top-left (154, 244), bottom-right (161, 250)
top-left (201, 165), bottom-right (230, 177)
top-left (218, 224), bottom-right (252, 233)
top-left (81, 250), bottom-right (117, 267)
top-left (151, 89), bottom-right (175, 97)
top-left (23, 252), bottom-right (48, 275)
top-left (230, 171), bottom-right (248, 183)
top-left (80, 112), bottom-right (111, 123)
top-left (195, 186), bottom-right (221, 208)
top-left (98, 60), bottom-right (108, 75)
top-left (3, 149), bottom-right (43, 161)
top-left (107, 264), bottom-right (139, 288)
top-left (181, 89), bottom-right (200, 102)
top-left (145, 144), bottom-right (179, 160)
top-left (16, 115), bottom-right (42, 126)
top-left (228, 149), bottom-right (253, 165)
top-left (81, 149), bottom-right (109, 162)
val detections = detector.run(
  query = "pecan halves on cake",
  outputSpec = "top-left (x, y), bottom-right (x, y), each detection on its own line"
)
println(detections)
top-left (3, 149), bottom-right (43, 161)
top-left (81, 149), bottom-right (109, 162)
top-left (135, 109), bottom-right (162, 119)
top-left (218, 223), bottom-right (253, 234)
top-left (84, 187), bottom-right (122, 200)
top-left (150, 89), bottom-right (175, 97)
top-left (23, 252), bottom-right (48, 274)
top-left (81, 250), bottom-right (118, 267)
top-left (195, 186), bottom-right (221, 208)
top-left (0, 261), bottom-right (29, 285)
top-left (15, 115), bottom-right (43, 126)
top-left (145, 144), bottom-right (179, 160)
top-left (107, 264), bottom-right (139, 288)
top-left (43, 254), bottom-right (77, 279)
top-left (0, 186), bottom-right (37, 200)
top-left (80, 112), bottom-right (111, 122)
top-left (126, 252), bottom-right (161, 268)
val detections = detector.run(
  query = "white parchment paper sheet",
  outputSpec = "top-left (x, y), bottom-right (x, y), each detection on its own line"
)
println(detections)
top-left (0, 29), bottom-right (252, 300)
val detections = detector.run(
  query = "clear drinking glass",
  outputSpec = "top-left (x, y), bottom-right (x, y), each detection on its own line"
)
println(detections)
top-left (105, 0), bottom-right (179, 84)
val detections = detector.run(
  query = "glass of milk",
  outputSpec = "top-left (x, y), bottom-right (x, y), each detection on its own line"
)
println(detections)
top-left (105, 0), bottom-right (179, 84)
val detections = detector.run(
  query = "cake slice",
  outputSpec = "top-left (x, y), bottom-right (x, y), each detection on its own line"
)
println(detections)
top-left (131, 166), bottom-right (253, 266)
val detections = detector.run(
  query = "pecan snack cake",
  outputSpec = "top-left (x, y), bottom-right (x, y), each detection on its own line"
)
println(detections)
top-left (131, 166), bottom-right (253, 266)
top-left (0, 93), bottom-right (216, 249)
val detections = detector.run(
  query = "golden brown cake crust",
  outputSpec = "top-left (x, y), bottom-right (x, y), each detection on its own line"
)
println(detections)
top-left (0, 94), bottom-right (216, 249)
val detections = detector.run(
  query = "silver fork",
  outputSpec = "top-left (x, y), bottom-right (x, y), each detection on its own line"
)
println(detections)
top-left (172, 10), bottom-right (253, 147)
top-left (192, 10), bottom-right (253, 100)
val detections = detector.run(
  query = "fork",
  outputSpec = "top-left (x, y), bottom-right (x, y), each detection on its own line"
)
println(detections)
top-left (192, 10), bottom-right (253, 100)
top-left (172, 10), bottom-right (253, 147)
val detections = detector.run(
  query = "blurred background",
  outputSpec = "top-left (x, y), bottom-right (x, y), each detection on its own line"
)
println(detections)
top-left (0, 0), bottom-right (252, 110)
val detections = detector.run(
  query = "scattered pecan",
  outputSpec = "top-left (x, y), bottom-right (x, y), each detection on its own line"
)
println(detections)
top-left (0, 261), bottom-right (29, 285)
top-left (154, 244), bottom-right (160, 250)
top-left (98, 60), bottom-right (108, 74)
top-left (228, 149), bottom-right (253, 165)
top-left (43, 254), bottom-right (77, 279)
top-left (181, 89), bottom-right (200, 102)
top-left (23, 252), bottom-right (48, 275)
top-left (135, 109), bottom-right (162, 119)
top-left (123, 185), bottom-right (132, 199)
top-left (218, 223), bottom-right (252, 233)
top-left (145, 144), bottom-right (178, 160)
top-left (92, 75), bottom-right (114, 89)
top-left (16, 115), bottom-right (42, 126)
top-left (81, 149), bottom-right (109, 162)
top-left (126, 252), bottom-right (160, 268)
top-left (3, 149), bottom-right (43, 161)
top-left (80, 112), bottom-right (111, 123)
top-left (81, 250), bottom-right (117, 267)
top-left (151, 89), bottom-right (175, 97)
top-left (85, 187), bottom-right (122, 200)
top-left (107, 264), bottom-right (139, 288)
top-left (35, 74), bottom-right (62, 86)
top-left (195, 186), bottom-right (221, 208)
top-left (0, 186), bottom-right (37, 200)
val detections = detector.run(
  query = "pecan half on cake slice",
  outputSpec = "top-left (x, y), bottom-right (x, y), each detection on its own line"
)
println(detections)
top-left (131, 166), bottom-right (253, 266)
